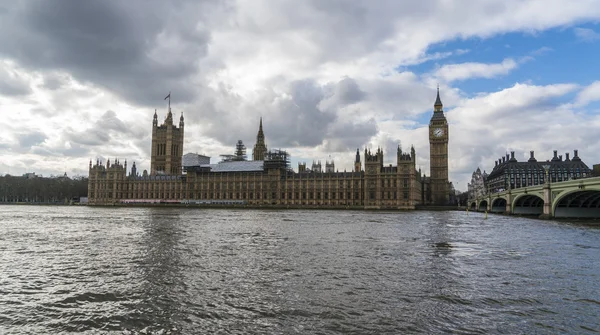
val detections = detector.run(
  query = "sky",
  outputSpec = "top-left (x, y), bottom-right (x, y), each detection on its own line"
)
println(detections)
top-left (0, 0), bottom-right (599, 191)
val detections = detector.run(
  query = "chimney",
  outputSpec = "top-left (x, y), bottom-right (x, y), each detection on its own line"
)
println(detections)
top-left (495, 161), bottom-right (498, 167)
top-left (559, 155), bottom-right (563, 161)
top-left (565, 153), bottom-right (570, 161)
top-left (528, 150), bottom-right (537, 162)
top-left (553, 150), bottom-right (558, 158)
top-left (502, 156), bottom-right (506, 163)
top-left (511, 151), bottom-right (515, 159)
top-left (574, 149), bottom-right (579, 158)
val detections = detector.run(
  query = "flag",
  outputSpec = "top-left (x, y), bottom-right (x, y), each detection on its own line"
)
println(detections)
top-left (164, 93), bottom-right (170, 100)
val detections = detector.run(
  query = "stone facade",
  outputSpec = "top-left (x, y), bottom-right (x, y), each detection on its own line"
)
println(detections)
top-left (150, 108), bottom-right (184, 175)
top-left (88, 93), bottom-right (450, 209)
top-left (467, 167), bottom-right (487, 202)
top-left (428, 88), bottom-right (450, 205)
top-left (485, 150), bottom-right (592, 193)
top-left (252, 118), bottom-right (267, 161)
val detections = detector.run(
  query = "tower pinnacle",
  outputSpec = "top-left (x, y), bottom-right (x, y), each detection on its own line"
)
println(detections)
top-left (252, 117), bottom-right (267, 161)
top-left (434, 86), bottom-right (443, 107)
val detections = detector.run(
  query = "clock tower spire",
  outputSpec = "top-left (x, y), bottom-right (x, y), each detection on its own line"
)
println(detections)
top-left (429, 87), bottom-right (449, 205)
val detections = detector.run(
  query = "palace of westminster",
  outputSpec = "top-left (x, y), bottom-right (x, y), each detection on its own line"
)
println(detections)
top-left (87, 91), bottom-right (452, 208)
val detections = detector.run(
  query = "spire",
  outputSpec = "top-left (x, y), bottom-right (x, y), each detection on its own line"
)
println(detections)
top-left (434, 85), bottom-right (443, 107)
top-left (252, 117), bottom-right (267, 161)
top-left (355, 148), bottom-right (360, 163)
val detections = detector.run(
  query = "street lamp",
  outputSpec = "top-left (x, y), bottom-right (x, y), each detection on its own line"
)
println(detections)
top-left (542, 164), bottom-right (550, 185)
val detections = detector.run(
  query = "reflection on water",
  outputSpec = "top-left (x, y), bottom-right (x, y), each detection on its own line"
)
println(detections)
top-left (0, 206), bottom-right (599, 334)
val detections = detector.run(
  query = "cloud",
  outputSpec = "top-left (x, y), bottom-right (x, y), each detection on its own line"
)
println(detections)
top-left (0, 62), bottom-right (32, 96)
top-left (433, 58), bottom-right (518, 82)
top-left (0, 0), bottom-right (219, 106)
top-left (574, 81), bottom-right (600, 106)
top-left (1, 0), bottom-right (600, 189)
top-left (573, 27), bottom-right (600, 42)
top-left (18, 131), bottom-right (47, 149)
top-left (447, 82), bottom-right (599, 188)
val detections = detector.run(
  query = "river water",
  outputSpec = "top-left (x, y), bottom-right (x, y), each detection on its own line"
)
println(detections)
top-left (0, 206), bottom-right (598, 334)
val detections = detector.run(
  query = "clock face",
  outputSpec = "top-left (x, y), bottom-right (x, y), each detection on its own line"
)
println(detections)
top-left (433, 128), bottom-right (444, 137)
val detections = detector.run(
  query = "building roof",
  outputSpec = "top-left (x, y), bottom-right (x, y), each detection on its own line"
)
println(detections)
top-left (203, 160), bottom-right (264, 172)
top-left (486, 157), bottom-right (590, 180)
top-left (182, 153), bottom-right (211, 167)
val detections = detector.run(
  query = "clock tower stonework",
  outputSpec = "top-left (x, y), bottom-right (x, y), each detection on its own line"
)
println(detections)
top-left (429, 88), bottom-right (449, 205)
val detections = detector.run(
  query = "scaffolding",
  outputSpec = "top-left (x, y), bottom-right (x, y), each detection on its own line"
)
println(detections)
top-left (234, 140), bottom-right (247, 161)
top-left (264, 149), bottom-right (291, 170)
top-left (220, 140), bottom-right (247, 162)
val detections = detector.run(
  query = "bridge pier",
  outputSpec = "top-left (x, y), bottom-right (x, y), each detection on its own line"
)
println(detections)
top-left (504, 190), bottom-right (512, 215)
top-left (539, 183), bottom-right (552, 219)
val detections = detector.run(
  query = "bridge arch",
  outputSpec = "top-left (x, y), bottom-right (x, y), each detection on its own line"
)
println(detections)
top-left (490, 198), bottom-right (507, 213)
top-left (469, 202), bottom-right (476, 210)
top-left (512, 193), bottom-right (544, 215)
top-left (552, 188), bottom-right (600, 218)
top-left (478, 200), bottom-right (488, 211)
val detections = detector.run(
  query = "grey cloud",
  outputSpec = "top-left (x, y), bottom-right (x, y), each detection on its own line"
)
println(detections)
top-left (196, 79), bottom-right (338, 149)
top-left (64, 144), bottom-right (91, 157)
top-left (323, 118), bottom-right (378, 152)
top-left (18, 131), bottom-right (47, 148)
top-left (0, 67), bottom-right (31, 97)
top-left (265, 79), bottom-right (336, 147)
top-left (0, 0), bottom-right (220, 106)
top-left (31, 146), bottom-right (57, 156)
top-left (334, 78), bottom-right (366, 106)
top-left (65, 110), bottom-right (142, 147)
top-left (42, 73), bottom-right (70, 90)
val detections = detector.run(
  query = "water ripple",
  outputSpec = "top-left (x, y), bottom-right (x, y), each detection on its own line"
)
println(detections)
top-left (0, 206), bottom-right (599, 334)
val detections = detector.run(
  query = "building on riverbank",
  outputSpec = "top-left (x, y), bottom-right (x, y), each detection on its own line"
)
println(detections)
top-left (484, 150), bottom-right (592, 193)
top-left (88, 92), bottom-right (454, 208)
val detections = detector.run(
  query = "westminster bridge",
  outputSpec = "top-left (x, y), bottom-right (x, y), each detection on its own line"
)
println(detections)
top-left (469, 176), bottom-right (600, 218)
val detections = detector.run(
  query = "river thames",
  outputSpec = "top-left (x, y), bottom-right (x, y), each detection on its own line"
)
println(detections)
top-left (0, 206), bottom-right (598, 334)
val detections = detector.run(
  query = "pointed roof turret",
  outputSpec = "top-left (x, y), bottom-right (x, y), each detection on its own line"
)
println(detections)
top-left (252, 117), bottom-right (267, 161)
top-left (432, 85), bottom-right (446, 117)
top-left (434, 86), bottom-right (443, 107)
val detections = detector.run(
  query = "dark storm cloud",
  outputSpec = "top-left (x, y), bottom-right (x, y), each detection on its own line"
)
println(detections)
top-left (0, 0), bottom-right (220, 106)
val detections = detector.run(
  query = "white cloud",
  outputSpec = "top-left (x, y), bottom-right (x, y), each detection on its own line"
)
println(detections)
top-left (575, 81), bottom-right (600, 106)
top-left (573, 27), bottom-right (600, 42)
top-left (433, 58), bottom-right (518, 82)
top-left (1, 0), bottom-right (600, 190)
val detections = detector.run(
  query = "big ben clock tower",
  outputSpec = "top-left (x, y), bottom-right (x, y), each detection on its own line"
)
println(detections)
top-left (429, 87), bottom-right (449, 205)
